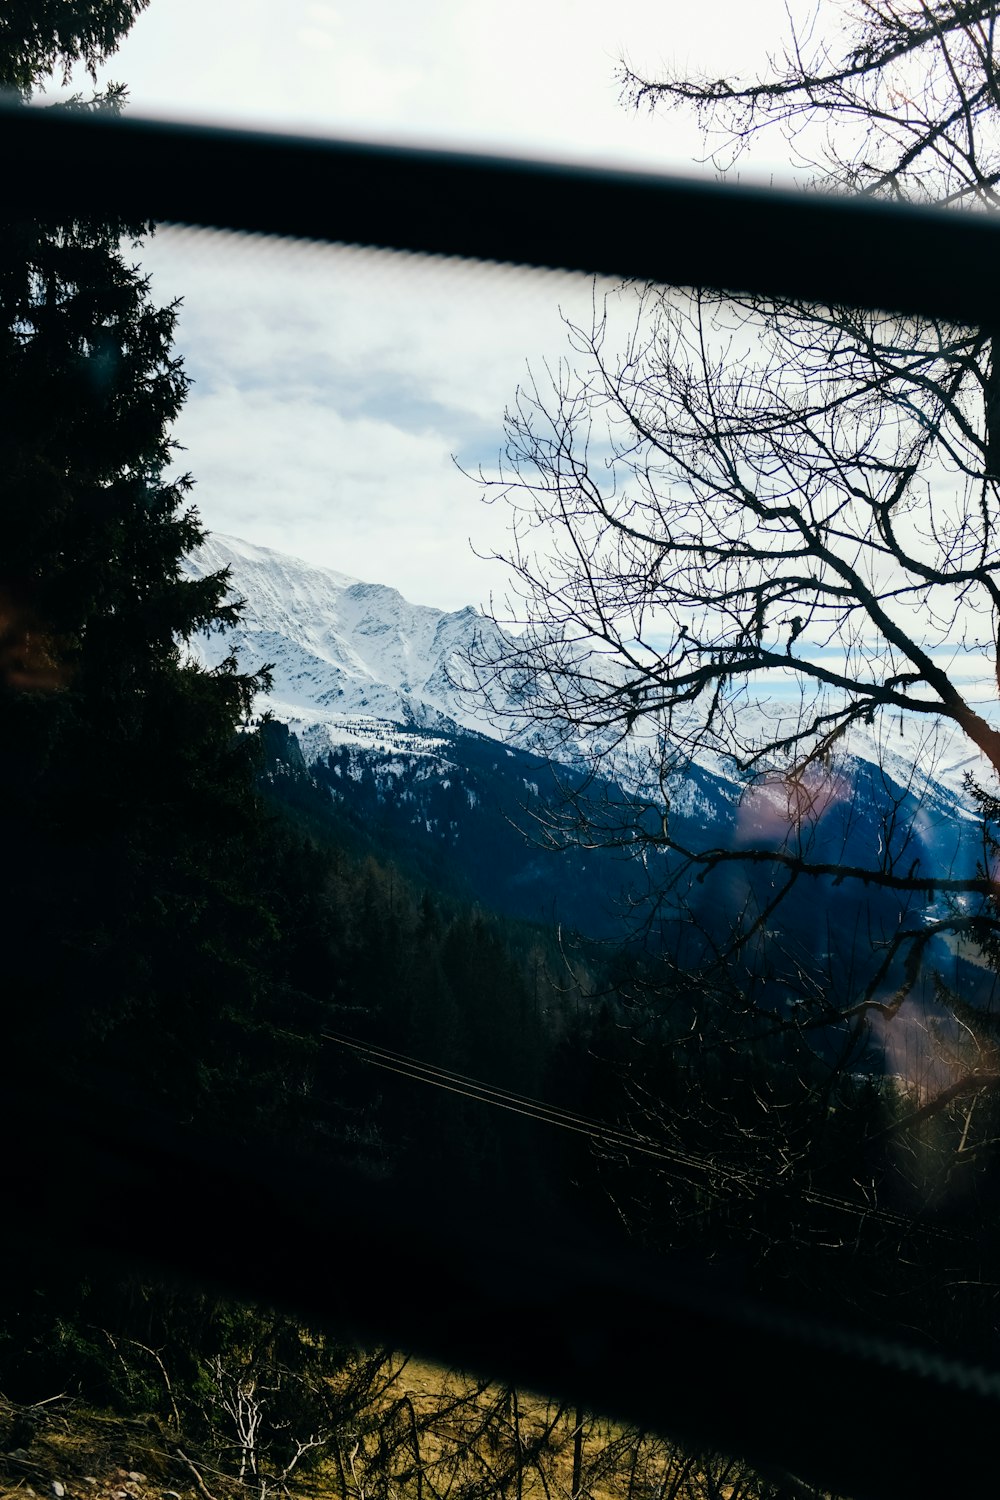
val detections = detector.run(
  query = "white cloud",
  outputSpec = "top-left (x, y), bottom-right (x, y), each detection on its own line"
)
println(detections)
top-left (138, 226), bottom-right (622, 609)
top-left (70, 0), bottom-right (822, 615)
top-left (151, 223), bottom-right (914, 623)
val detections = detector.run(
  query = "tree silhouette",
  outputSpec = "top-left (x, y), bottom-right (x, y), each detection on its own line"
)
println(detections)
top-left (0, 7), bottom-right (300, 1116)
top-left (471, 0), bottom-right (1000, 1029)
top-left (459, 4), bottom-right (1000, 1313)
top-left (0, 1), bottom-right (149, 99)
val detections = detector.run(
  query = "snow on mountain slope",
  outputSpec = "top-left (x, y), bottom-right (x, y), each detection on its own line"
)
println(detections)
top-left (183, 533), bottom-right (510, 759)
top-left (182, 533), bottom-right (992, 829)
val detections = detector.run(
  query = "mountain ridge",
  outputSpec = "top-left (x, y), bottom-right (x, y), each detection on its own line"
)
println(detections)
top-left (184, 532), bottom-right (509, 757)
top-left (182, 532), bottom-right (988, 980)
top-left (184, 531), bottom-right (987, 821)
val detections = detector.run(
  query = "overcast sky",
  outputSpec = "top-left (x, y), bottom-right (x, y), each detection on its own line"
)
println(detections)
top-left (61, 0), bottom-right (803, 611)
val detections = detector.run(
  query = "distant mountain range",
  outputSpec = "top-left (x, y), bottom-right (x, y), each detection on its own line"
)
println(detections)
top-left (183, 534), bottom-right (985, 966)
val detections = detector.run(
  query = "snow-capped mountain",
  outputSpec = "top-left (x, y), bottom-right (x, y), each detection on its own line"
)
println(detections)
top-left (184, 533), bottom-right (512, 762)
top-left (188, 535), bottom-right (992, 866)
top-left (184, 532), bottom-right (991, 816)
top-left (178, 531), bottom-right (998, 965)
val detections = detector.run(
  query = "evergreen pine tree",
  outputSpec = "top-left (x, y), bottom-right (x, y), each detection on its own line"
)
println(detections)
top-left (0, 8), bottom-right (317, 1123)
top-left (0, 1), bottom-right (149, 99)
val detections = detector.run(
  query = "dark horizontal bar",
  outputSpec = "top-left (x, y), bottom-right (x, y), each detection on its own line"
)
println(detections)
top-left (2, 100), bottom-right (999, 323)
top-left (6, 1086), bottom-right (1000, 1500)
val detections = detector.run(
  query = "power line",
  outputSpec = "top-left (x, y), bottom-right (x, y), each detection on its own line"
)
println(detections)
top-left (323, 1030), bottom-right (709, 1166)
top-left (321, 1030), bottom-right (971, 1241)
top-left (323, 1029), bottom-right (719, 1181)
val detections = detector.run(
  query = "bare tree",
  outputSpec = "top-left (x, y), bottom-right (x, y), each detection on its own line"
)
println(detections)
top-left (457, 16), bottom-right (1000, 1332)
top-left (470, 1), bottom-right (1000, 1093)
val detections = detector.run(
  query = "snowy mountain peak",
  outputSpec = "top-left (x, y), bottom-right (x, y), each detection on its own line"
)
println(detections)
top-left (193, 531), bottom-right (361, 592)
top-left (184, 532), bottom-right (507, 758)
